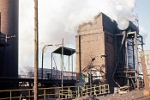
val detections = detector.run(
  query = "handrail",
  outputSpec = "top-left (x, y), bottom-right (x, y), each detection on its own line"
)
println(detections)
top-left (0, 84), bottom-right (109, 100)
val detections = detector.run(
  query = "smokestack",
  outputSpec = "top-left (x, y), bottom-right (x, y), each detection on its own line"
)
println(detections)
top-left (0, 0), bottom-right (19, 77)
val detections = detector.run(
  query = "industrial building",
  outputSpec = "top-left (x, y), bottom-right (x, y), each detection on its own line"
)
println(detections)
top-left (76, 12), bottom-right (144, 91)
top-left (1, 0), bottom-right (150, 99)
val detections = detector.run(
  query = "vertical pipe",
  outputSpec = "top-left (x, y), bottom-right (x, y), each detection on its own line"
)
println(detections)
top-left (125, 40), bottom-right (129, 86)
top-left (132, 38), bottom-right (135, 82)
top-left (125, 41), bottom-right (129, 69)
top-left (41, 47), bottom-right (44, 79)
top-left (60, 55), bottom-right (61, 79)
top-left (132, 38), bottom-right (135, 68)
top-left (61, 38), bottom-right (64, 90)
top-left (72, 54), bottom-right (73, 80)
top-left (134, 32), bottom-right (139, 89)
top-left (68, 56), bottom-right (70, 73)
top-left (34, 0), bottom-right (39, 99)
top-left (79, 35), bottom-right (81, 74)
top-left (51, 53), bottom-right (53, 78)
top-left (68, 56), bottom-right (70, 79)
top-left (54, 53), bottom-right (58, 78)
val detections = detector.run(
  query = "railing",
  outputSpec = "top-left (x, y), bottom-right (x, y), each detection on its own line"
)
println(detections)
top-left (0, 84), bottom-right (110, 100)
top-left (18, 74), bottom-right (76, 80)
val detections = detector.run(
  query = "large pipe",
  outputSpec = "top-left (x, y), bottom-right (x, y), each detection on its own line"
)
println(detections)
top-left (41, 47), bottom-right (44, 79)
top-left (125, 41), bottom-right (129, 69)
top-left (125, 39), bottom-right (129, 86)
top-left (134, 32), bottom-right (140, 89)
top-left (117, 18), bottom-right (139, 33)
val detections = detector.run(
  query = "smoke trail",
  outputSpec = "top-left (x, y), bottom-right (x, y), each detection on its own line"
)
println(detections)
top-left (139, 27), bottom-right (148, 41)
top-left (19, 0), bottom-right (138, 73)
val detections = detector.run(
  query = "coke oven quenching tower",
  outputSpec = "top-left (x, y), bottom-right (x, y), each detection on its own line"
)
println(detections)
top-left (76, 13), bottom-right (144, 91)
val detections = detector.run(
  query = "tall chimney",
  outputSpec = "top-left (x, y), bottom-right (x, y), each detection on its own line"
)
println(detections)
top-left (0, 0), bottom-right (19, 78)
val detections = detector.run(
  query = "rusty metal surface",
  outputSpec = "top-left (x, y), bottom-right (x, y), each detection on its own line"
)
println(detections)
top-left (140, 51), bottom-right (150, 90)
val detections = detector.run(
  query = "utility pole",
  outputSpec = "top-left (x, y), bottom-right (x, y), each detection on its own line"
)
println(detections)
top-left (34, 0), bottom-right (39, 99)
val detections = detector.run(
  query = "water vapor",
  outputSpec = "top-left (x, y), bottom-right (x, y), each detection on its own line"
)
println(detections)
top-left (19, 0), bottom-right (138, 73)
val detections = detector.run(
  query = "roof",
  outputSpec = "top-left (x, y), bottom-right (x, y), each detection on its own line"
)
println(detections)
top-left (52, 46), bottom-right (75, 56)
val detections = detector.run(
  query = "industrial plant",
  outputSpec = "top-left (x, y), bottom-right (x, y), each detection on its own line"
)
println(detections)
top-left (0, 0), bottom-right (150, 100)
top-left (76, 12), bottom-right (143, 89)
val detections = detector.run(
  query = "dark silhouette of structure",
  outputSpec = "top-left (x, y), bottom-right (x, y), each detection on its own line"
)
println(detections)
top-left (0, 0), bottom-right (19, 90)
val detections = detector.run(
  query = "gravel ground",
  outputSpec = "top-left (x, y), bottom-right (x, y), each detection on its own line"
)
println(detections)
top-left (73, 89), bottom-right (150, 100)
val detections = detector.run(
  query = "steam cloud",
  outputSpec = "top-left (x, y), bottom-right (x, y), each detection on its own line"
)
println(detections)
top-left (19, 0), bottom-right (142, 74)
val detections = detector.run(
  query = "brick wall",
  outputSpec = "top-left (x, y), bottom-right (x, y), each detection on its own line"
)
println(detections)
top-left (76, 13), bottom-right (117, 89)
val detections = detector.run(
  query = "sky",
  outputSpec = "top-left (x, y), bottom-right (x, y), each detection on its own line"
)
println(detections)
top-left (133, 0), bottom-right (150, 50)
top-left (19, 0), bottom-right (150, 73)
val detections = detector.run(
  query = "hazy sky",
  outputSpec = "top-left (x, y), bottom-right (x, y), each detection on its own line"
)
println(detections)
top-left (19, 0), bottom-right (150, 72)
top-left (133, 0), bottom-right (150, 50)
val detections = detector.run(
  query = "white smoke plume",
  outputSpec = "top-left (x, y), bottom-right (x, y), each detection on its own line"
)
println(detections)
top-left (139, 27), bottom-right (148, 41)
top-left (19, 0), bottom-right (137, 73)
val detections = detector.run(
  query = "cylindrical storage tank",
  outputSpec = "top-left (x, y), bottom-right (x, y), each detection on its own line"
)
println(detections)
top-left (0, 0), bottom-right (19, 78)
top-left (117, 18), bottom-right (139, 33)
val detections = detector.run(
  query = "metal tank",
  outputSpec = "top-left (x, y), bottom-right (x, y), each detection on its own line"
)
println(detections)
top-left (0, 0), bottom-right (19, 78)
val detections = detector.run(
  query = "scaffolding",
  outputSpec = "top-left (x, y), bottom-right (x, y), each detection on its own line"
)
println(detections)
top-left (114, 27), bottom-right (144, 90)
